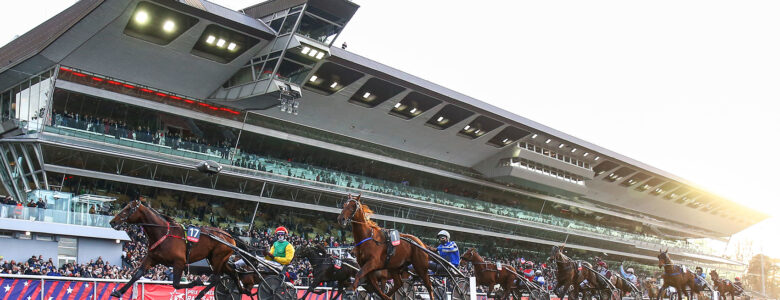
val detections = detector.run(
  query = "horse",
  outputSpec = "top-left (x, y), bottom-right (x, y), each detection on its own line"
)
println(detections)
top-left (644, 277), bottom-right (659, 300)
top-left (109, 200), bottom-right (248, 299)
top-left (336, 194), bottom-right (435, 300)
top-left (657, 249), bottom-right (699, 300)
top-left (549, 245), bottom-right (583, 300)
top-left (297, 243), bottom-right (394, 300)
top-left (460, 248), bottom-right (517, 300)
top-left (578, 261), bottom-right (617, 300)
top-left (710, 270), bottom-right (740, 300)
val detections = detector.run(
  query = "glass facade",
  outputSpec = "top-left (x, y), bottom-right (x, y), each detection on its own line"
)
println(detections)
top-left (41, 81), bottom-right (717, 256)
top-left (0, 69), bottom-right (55, 131)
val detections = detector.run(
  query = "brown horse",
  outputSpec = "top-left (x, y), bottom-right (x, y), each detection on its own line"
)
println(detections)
top-left (336, 194), bottom-right (435, 300)
top-left (109, 200), bottom-right (246, 299)
top-left (710, 270), bottom-right (739, 300)
top-left (578, 261), bottom-right (617, 300)
top-left (550, 245), bottom-right (583, 299)
top-left (644, 278), bottom-right (660, 300)
top-left (657, 249), bottom-right (699, 300)
top-left (460, 248), bottom-right (517, 300)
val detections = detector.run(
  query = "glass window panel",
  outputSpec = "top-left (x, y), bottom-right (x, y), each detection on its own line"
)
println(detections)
top-left (279, 13), bottom-right (299, 35)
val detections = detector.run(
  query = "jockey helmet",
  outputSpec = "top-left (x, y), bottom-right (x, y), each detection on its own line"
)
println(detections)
top-left (437, 230), bottom-right (450, 239)
top-left (735, 277), bottom-right (740, 281)
top-left (275, 226), bottom-right (289, 235)
top-left (535, 270), bottom-right (542, 275)
top-left (627, 268), bottom-right (634, 274)
top-left (598, 261), bottom-right (608, 268)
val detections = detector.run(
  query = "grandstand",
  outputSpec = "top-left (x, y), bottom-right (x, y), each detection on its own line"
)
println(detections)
top-left (0, 0), bottom-right (766, 281)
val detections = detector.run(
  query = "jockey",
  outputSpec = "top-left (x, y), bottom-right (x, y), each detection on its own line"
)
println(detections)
top-left (596, 258), bottom-right (612, 279)
top-left (619, 262), bottom-right (639, 286)
top-left (534, 270), bottom-right (546, 287)
top-left (426, 230), bottom-right (459, 275)
top-left (694, 267), bottom-right (707, 287)
top-left (733, 277), bottom-right (743, 292)
top-left (265, 226), bottom-right (295, 265)
top-left (523, 261), bottom-right (535, 281)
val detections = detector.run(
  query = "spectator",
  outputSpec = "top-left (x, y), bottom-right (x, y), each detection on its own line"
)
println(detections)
top-left (36, 198), bottom-right (46, 221)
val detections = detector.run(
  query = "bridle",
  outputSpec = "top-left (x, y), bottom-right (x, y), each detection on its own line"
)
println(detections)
top-left (114, 200), bottom-right (141, 227)
top-left (342, 197), bottom-right (363, 224)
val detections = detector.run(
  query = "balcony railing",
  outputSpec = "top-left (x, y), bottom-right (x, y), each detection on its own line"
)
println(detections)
top-left (0, 204), bottom-right (112, 228)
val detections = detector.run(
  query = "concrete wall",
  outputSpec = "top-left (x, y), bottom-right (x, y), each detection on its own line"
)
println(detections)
top-left (77, 237), bottom-right (122, 267)
top-left (0, 238), bottom-right (58, 263)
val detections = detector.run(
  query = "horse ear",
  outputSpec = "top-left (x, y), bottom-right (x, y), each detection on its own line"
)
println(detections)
top-left (356, 194), bottom-right (362, 202)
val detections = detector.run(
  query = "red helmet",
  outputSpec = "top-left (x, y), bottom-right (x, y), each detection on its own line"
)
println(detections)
top-left (735, 277), bottom-right (740, 281)
top-left (598, 261), bottom-right (608, 268)
top-left (275, 226), bottom-right (288, 235)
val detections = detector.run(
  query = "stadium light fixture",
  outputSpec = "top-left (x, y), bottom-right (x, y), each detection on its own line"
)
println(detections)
top-left (308, 50), bottom-right (318, 57)
top-left (316, 52), bottom-right (325, 59)
top-left (410, 108), bottom-right (417, 114)
top-left (206, 35), bottom-right (215, 44)
top-left (503, 138), bottom-right (510, 143)
top-left (394, 103), bottom-right (401, 109)
top-left (594, 156), bottom-right (600, 160)
top-left (363, 92), bottom-right (371, 99)
top-left (474, 129), bottom-right (481, 135)
top-left (571, 148), bottom-right (577, 153)
top-left (162, 20), bottom-right (175, 32)
top-left (558, 144), bottom-right (565, 149)
top-left (330, 82), bottom-right (338, 88)
top-left (115, 239), bottom-right (121, 244)
top-left (464, 125), bottom-right (470, 130)
top-left (531, 134), bottom-right (538, 139)
top-left (545, 139), bottom-right (551, 143)
top-left (437, 116), bottom-right (444, 122)
top-left (227, 42), bottom-right (237, 51)
top-left (25, 231), bottom-right (30, 236)
top-left (309, 75), bottom-right (318, 82)
top-left (134, 11), bottom-right (149, 24)
top-left (583, 152), bottom-right (589, 157)
top-left (216, 39), bottom-right (226, 47)
top-left (301, 46), bottom-right (311, 55)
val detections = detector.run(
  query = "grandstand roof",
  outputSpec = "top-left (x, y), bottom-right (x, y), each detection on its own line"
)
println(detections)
top-left (0, 0), bottom-right (767, 237)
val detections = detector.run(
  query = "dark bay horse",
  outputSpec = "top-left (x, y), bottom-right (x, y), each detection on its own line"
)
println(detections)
top-left (657, 249), bottom-right (699, 300)
top-left (297, 244), bottom-right (393, 300)
top-left (109, 200), bottom-right (245, 299)
top-left (460, 248), bottom-right (517, 300)
top-left (710, 270), bottom-right (740, 300)
top-left (550, 245), bottom-right (583, 299)
top-left (337, 194), bottom-right (435, 300)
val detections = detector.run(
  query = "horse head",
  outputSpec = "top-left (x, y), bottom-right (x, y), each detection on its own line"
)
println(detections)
top-left (337, 194), bottom-right (362, 227)
top-left (657, 248), bottom-right (670, 268)
top-left (710, 270), bottom-right (719, 281)
top-left (461, 248), bottom-right (482, 263)
top-left (551, 245), bottom-right (566, 262)
top-left (110, 199), bottom-right (144, 230)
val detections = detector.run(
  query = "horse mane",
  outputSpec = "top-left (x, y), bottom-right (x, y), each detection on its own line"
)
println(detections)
top-left (359, 204), bottom-right (381, 230)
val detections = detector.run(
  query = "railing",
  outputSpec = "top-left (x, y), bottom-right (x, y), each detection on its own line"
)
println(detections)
top-left (0, 204), bottom-right (112, 228)
top-left (43, 121), bottom-right (712, 256)
top-left (0, 274), bottom-right (490, 300)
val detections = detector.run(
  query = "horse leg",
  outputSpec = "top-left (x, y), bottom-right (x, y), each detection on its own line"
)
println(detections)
top-left (351, 260), bottom-right (380, 291)
top-left (111, 256), bottom-right (152, 297)
top-left (412, 260), bottom-right (436, 300)
top-left (657, 283), bottom-right (669, 300)
top-left (194, 276), bottom-right (220, 300)
top-left (172, 262), bottom-right (202, 289)
top-left (301, 277), bottom-right (323, 300)
top-left (384, 272), bottom-right (404, 297)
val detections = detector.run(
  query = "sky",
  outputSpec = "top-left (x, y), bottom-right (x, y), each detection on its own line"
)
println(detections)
top-left (1, 0), bottom-right (779, 259)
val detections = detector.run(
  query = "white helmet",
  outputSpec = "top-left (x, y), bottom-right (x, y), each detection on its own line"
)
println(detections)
top-left (437, 230), bottom-right (450, 239)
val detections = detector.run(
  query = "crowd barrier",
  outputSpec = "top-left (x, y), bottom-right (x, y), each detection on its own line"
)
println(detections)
top-left (0, 274), bottom-right (500, 300)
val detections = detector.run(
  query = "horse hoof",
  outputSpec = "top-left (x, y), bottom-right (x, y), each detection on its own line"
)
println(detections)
top-left (110, 291), bottom-right (122, 298)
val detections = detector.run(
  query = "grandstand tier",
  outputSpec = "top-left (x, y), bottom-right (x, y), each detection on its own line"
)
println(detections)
top-left (0, 0), bottom-right (763, 281)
